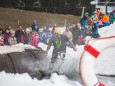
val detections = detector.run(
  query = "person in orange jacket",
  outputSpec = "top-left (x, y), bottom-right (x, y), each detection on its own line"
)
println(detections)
top-left (96, 8), bottom-right (101, 18)
top-left (102, 12), bottom-right (110, 26)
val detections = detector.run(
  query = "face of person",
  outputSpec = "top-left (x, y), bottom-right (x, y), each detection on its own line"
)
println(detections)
top-left (55, 33), bottom-right (60, 37)
top-left (26, 31), bottom-right (30, 34)
top-left (97, 9), bottom-right (100, 11)
top-left (19, 26), bottom-right (23, 30)
top-left (11, 33), bottom-right (15, 37)
top-left (77, 23), bottom-right (81, 28)
top-left (86, 15), bottom-right (88, 17)
top-left (6, 29), bottom-right (10, 33)
top-left (33, 20), bottom-right (37, 23)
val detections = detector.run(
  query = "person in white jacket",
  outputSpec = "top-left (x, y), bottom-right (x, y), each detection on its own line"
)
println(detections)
top-left (8, 30), bottom-right (17, 45)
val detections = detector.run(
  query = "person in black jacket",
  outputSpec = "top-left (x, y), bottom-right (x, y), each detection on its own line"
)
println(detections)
top-left (15, 25), bottom-right (24, 43)
top-left (71, 23), bottom-right (86, 46)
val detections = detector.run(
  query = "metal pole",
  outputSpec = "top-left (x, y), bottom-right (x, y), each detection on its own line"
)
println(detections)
top-left (105, 0), bottom-right (111, 13)
top-left (105, 5), bottom-right (107, 13)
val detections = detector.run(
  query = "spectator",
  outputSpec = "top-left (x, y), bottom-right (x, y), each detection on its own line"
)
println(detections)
top-left (102, 12), bottom-right (110, 26)
top-left (91, 12), bottom-right (98, 24)
top-left (63, 26), bottom-right (73, 42)
top-left (109, 12), bottom-right (114, 24)
top-left (80, 12), bottom-right (89, 29)
top-left (76, 23), bottom-right (86, 45)
top-left (4, 28), bottom-right (11, 45)
top-left (24, 28), bottom-right (31, 44)
top-left (71, 23), bottom-right (85, 46)
top-left (8, 30), bottom-right (17, 45)
top-left (91, 12), bottom-right (99, 37)
top-left (44, 27), bottom-right (52, 44)
top-left (15, 25), bottom-right (25, 43)
top-left (29, 31), bottom-right (39, 47)
top-left (31, 19), bottom-right (39, 30)
top-left (33, 25), bottom-right (39, 34)
top-left (8, 26), bottom-right (14, 33)
top-left (96, 8), bottom-right (102, 18)
top-left (112, 10), bottom-right (115, 22)
top-left (84, 26), bottom-right (89, 35)
top-left (92, 23), bottom-right (100, 38)
top-left (39, 29), bottom-right (46, 43)
top-left (98, 16), bottom-right (103, 28)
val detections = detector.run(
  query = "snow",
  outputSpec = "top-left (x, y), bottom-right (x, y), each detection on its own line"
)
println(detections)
top-left (95, 47), bottom-right (115, 75)
top-left (0, 23), bottom-right (115, 85)
top-left (0, 43), bottom-right (36, 54)
top-left (0, 71), bottom-right (82, 86)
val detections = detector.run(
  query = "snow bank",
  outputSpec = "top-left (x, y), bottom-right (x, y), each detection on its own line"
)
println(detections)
top-left (95, 47), bottom-right (115, 75)
top-left (0, 43), bottom-right (35, 54)
top-left (0, 71), bottom-right (82, 86)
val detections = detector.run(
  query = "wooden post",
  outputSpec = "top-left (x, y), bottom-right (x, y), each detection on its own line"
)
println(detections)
top-left (18, 20), bottom-right (20, 25)
top-left (81, 7), bottom-right (86, 19)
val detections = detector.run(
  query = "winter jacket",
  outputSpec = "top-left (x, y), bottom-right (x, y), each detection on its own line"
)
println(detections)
top-left (4, 32), bottom-right (11, 45)
top-left (113, 18), bottom-right (115, 22)
top-left (98, 19), bottom-right (103, 26)
top-left (24, 34), bottom-right (30, 44)
top-left (71, 27), bottom-right (85, 45)
top-left (80, 16), bottom-right (88, 27)
top-left (33, 29), bottom-right (39, 34)
top-left (102, 14), bottom-right (109, 23)
top-left (8, 37), bottom-right (17, 45)
top-left (44, 31), bottom-right (52, 39)
top-left (39, 34), bottom-right (46, 43)
top-left (20, 33), bottom-right (30, 44)
top-left (15, 30), bottom-right (24, 43)
top-left (29, 33), bottom-right (39, 47)
top-left (91, 15), bottom-right (98, 23)
top-left (31, 23), bottom-right (39, 30)
top-left (96, 11), bottom-right (101, 17)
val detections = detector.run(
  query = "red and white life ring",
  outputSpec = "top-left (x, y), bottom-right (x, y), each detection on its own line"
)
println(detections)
top-left (79, 36), bottom-right (115, 86)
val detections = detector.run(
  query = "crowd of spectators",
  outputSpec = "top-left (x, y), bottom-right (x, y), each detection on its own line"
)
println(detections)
top-left (0, 8), bottom-right (115, 47)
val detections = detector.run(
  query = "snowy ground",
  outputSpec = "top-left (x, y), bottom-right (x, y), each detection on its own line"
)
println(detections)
top-left (0, 23), bottom-right (115, 86)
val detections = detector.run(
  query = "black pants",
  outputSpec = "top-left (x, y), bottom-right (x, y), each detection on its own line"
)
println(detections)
top-left (51, 50), bottom-right (66, 63)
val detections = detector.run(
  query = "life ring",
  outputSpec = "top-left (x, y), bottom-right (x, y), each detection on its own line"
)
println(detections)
top-left (79, 36), bottom-right (115, 86)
